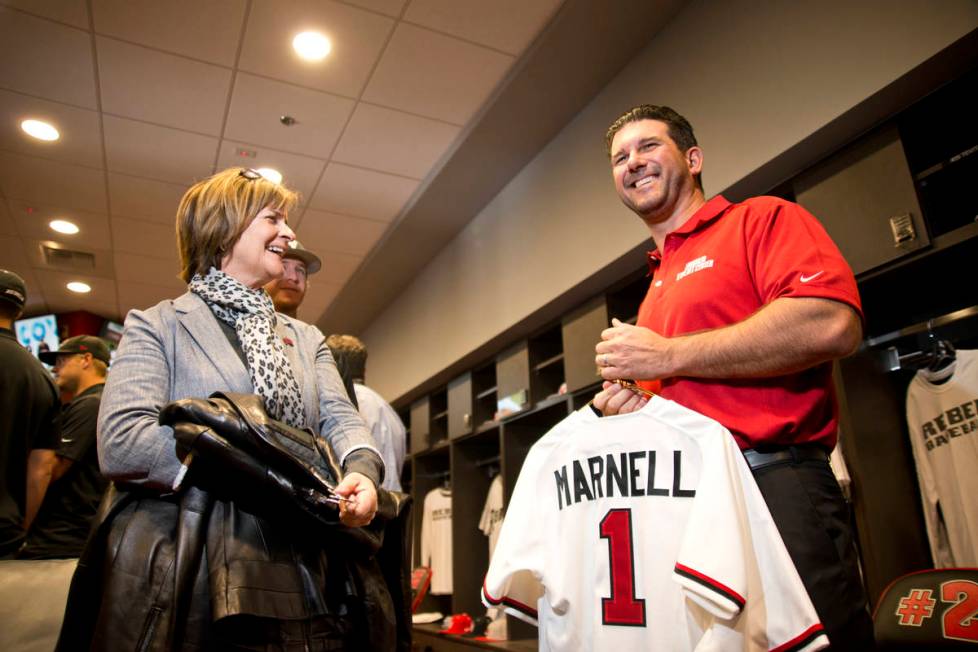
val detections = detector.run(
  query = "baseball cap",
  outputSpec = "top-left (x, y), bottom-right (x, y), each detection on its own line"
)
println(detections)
top-left (284, 240), bottom-right (321, 275)
top-left (39, 335), bottom-right (111, 366)
top-left (0, 269), bottom-right (27, 309)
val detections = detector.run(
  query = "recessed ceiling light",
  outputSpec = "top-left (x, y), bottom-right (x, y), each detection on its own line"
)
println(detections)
top-left (292, 31), bottom-right (331, 61)
top-left (256, 167), bottom-right (283, 185)
top-left (66, 281), bottom-right (91, 294)
top-left (21, 119), bottom-right (60, 142)
top-left (49, 219), bottom-right (79, 235)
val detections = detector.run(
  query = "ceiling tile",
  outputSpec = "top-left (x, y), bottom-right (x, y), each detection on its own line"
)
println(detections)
top-left (97, 37), bottom-right (232, 135)
top-left (362, 23), bottom-right (513, 124)
top-left (308, 163), bottom-right (418, 222)
top-left (32, 267), bottom-right (116, 309)
top-left (216, 140), bottom-right (326, 203)
top-left (102, 115), bottom-right (218, 184)
top-left (92, 0), bottom-right (246, 67)
top-left (315, 249), bottom-right (363, 287)
top-left (116, 280), bottom-right (180, 315)
top-left (0, 90), bottom-right (103, 168)
top-left (107, 173), bottom-right (185, 225)
top-left (7, 199), bottom-right (111, 251)
top-left (0, 152), bottom-right (107, 212)
top-left (332, 103), bottom-right (460, 179)
top-left (0, 0), bottom-right (89, 30)
top-left (296, 208), bottom-right (387, 257)
top-left (0, 234), bottom-right (32, 273)
top-left (404, 0), bottom-right (564, 55)
top-left (0, 201), bottom-right (16, 236)
top-left (24, 237), bottom-right (115, 279)
top-left (111, 217), bottom-right (179, 260)
top-left (113, 251), bottom-right (184, 290)
top-left (341, 0), bottom-right (406, 18)
top-left (238, 0), bottom-right (394, 98)
top-left (224, 73), bottom-right (355, 158)
top-left (0, 7), bottom-right (97, 108)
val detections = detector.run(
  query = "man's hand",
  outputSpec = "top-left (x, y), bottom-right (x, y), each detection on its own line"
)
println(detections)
top-left (593, 381), bottom-right (649, 416)
top-left (595, 318), bottom-right (677, 381)
top-left (334, 472), bottom-right (378, 527)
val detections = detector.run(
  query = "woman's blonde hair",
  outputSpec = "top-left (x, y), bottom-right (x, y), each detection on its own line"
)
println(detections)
top-left (176, 168), bottom-right (300, 282)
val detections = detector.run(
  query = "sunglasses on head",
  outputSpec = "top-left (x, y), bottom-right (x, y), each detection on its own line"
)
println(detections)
top-left (239, 168), bottom-right (262, 181)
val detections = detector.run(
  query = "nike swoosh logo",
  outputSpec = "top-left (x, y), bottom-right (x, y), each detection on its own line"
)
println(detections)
top-left (800, 271), bottom-right (824, 283)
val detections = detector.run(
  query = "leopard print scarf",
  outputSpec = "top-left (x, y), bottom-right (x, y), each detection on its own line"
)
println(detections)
top-left (190, 267), bottom-right (304, 428)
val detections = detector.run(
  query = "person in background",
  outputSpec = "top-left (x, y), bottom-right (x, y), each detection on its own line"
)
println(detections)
top-left (595, 105), bottom-right (873, 648)
top-left (0, 269), bottom-right (59, 558)
top-left (264, 240), bottom-right (320, 320)
top-left (265, 242), bottom-right (361, 410)
top-left (327, 334), bottom-right (406, 492)
top-left (19, 336), bottom-right (111, 559)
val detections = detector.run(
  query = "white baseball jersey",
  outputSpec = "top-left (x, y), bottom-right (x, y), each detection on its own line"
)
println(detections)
top-left (482, 396), bottom-right (828, 651)
top-left (480, 474), bottom-right (505, 558)
top-left (420, 487), bottom-right (453, 594)
top-left (905, 349), bottom-right (978, 567)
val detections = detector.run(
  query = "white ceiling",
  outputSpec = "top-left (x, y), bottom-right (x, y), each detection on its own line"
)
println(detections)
top-left (0, 0), bottom-right (564, 324)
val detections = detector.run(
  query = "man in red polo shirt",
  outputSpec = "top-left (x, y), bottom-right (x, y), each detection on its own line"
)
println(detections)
top-left (594, 105), bottom-right (873, 649)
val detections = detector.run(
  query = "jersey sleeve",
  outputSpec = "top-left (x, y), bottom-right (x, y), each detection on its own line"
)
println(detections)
top-left (675, 428), bottom-right (829, 650)
top-left (672, 429), bottom-right (749, 619)
top-left (481, 449), bottom-right (547, 625)
top-left (744, 198), bottom-right (863, 320)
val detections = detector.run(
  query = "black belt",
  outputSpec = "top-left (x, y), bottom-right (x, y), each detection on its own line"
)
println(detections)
top-left (742, 445), bottom-right (829, 472)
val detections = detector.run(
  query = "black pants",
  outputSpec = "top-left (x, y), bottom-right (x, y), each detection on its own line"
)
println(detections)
top-left (752, 455), bottom-right (875, 651)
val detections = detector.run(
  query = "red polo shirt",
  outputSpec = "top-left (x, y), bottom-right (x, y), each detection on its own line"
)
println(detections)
top-left (636, 195), bottom-right (862, 450)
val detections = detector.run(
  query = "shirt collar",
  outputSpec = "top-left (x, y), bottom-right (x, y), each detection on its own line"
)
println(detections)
top-left (646, 195), bottom-right (732, 271)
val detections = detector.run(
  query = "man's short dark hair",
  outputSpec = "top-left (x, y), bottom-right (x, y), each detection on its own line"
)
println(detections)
top-left (325, 334), bottom-right (367, 383)
top-left (605, 105), bottom-right (703, 190)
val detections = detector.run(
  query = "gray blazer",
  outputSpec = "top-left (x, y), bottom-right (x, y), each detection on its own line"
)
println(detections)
top-left (97, 292), bottom-right (380, 490)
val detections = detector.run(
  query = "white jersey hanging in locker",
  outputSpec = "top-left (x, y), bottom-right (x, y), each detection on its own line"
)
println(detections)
top-left (905, 348), bottom-right (978, 567)
top-left (420, 486), bottom-right (453, 594)
top-left (482, 396), bottom-right (827, 652)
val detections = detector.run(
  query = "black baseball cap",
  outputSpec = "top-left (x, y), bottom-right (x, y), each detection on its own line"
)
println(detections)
top-left (284, 240), bottom-right (321, 275)
top-left (0, 269), bottom-right (27, 310)
top-left (39, 335), bottom-right (111, 366)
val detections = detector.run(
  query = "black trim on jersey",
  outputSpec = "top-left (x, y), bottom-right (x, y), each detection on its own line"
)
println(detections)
top-left (600, 508), bottom-right (647, 627)
top-left (482, 581), bottom-right (538, 620)
top-left (674, 563), bottom-right (746, 611)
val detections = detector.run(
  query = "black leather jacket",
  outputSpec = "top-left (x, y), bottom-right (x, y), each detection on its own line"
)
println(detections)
top-left (56, 393), bottom-right (411, 651)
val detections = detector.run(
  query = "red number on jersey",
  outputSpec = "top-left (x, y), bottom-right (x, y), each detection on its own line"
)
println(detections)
top-left (941, 579), bottom-right (978, 642)
top-left (599, 508), bottom-right (647, 626)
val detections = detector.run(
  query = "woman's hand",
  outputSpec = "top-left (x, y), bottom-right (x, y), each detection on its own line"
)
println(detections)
top-left (334, 472), bottom-right (378, 527)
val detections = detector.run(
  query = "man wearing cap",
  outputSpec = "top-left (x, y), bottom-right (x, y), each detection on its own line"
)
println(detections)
top-left (0, 269), bottom-right (60, 558)
top-left (264, 240), bottom-right (321, 319)
top-left (20, 336), bottom-right (111, 558)
top-left (264, 241), bottom-right (360, 408)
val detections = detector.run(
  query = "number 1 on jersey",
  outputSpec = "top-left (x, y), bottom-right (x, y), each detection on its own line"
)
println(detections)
top-left (600, 508), bottom-right (647, 626)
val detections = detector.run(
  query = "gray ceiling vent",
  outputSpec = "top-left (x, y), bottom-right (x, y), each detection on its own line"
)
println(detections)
top-left (41, 244), bottom-right (96, 270)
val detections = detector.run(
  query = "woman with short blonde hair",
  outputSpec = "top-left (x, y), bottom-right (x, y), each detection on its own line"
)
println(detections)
top-left (66, 167), bottom-right (387, 650)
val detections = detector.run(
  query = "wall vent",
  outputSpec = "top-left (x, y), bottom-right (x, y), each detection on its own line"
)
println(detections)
top-left (41, 245), bottom-right (96, 270)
